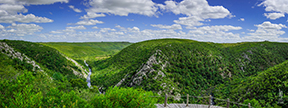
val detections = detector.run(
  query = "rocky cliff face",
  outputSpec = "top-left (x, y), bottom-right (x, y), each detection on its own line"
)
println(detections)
top-left (129, 50), bottom-right (169, 86)
top-left (115, 49), bottom-right (181, 100)
top-left (63, 55), bottom-right (88, 78)
top-left (0, 42), bottom-right (53, 80)
top-left (0, 42), bottom-right (88, 79)
top-left (115, 50), bottom-right (169, 87)
top-left (0, 42), bottom-right (42, 72)
top-left (238, 50), bottom-right (253, 73)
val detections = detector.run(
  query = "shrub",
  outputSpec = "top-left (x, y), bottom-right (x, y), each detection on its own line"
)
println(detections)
top-left (90, 86), bottom-right (157, 108)
top-left (69, 78), bottom-right (88, 89)
top-left (1, 70), bottom-right (42, 107)
top-left (42, 87), bottom-right (87, 108)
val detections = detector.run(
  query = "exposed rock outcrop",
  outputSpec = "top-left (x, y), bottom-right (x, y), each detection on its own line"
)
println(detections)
top-left (238, 50), bottom-right (253, 72)
top-left (0, 42), bottom-right (42, 72)
top-left (114, 49), bottom-right (181, 100)
top-left (115, 50), bottom-right (169, 87)
top-left (0, 42), bottom-right (53, 80)
top-left (63, 55), bottom-right (88, 78)
top-left (129, 50), bottom-right (169, 86)
top-left (115, 74), bottom-right (129, 87)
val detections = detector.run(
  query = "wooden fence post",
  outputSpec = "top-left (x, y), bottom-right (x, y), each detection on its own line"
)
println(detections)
top-left (227, 98), bottom-right (230, 108)
top-left (186, 94), bottom-right (189, 107)
top-left (164, 94), bottom-right (167, 107)
top-left (208, 95), bottom-right (211, 108)
top-left (248, 103), bottom-right (251, 108)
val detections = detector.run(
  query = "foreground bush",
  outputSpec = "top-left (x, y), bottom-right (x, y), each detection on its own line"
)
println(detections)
top-left (1, 70), bottom-right (158, 108)
top-left (0, 71), bottom-right (87, 108)
top-left (90, 86), bottom-right (157, 108)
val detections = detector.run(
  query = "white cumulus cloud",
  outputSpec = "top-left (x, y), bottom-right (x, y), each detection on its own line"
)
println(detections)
top-left (197, 25), bottom-right (242, 31)
top-left (162, 0), bottom-right (232, 28)
top-left (151, 24), bottom-right (182, 30)
top-left (92, 26), bottom-right (99, 29)
top-left (69, 5), bottom-right (82, 13)
top-left (40, 24), bottom-right (244, 43)
top-left (244, 21), bottom-right (287, 41)
top-left (66, 25), bottom-right (86, 30)
top-left (255, 21), bottom-right (286, 29)
top-left (86, 0), bottom-right (159, 16)
top-left (0, 0), bottom-right (68, 5)
top-left (0, 14), bottom-right (53, 23)
top-left (0, 0), bottom-right (64, 23)
top-left (0, 24), bottom-right (4, 29)
top-left (164, 0), bottom-right (232, 19)
top-left (188, 25), bottom-right (242, 42)
top-left (0, 4), bottom-right (27, 14)
top-left (173, 16), bottom-right (204, 29)
top-left (247, 29), bottom-right (255, 32)
top-left (75, 19), bottom-right (104, 25)
top-left (259, 0), bottom-right (288, 13)
top-left (100, 28), bottom-right (116, 32)
top-left (264, 12), bottom-right (285, 20)
top-left (2, 23), bottom-right (43, 36)
top-left (51, 26), bottom-right (86, 34)
top-left (128, 27), bottom-right (140, 32)
top-left (259, 0), bottom-right (288, 19)
top-left (80, 12), bottom-right (105, 19)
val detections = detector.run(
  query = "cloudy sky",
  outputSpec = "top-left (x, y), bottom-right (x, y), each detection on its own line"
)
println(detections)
top-left (0, 0), bottom-right (288, 43)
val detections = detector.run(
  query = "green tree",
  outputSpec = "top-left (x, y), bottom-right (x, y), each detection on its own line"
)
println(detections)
top-left (90, 86), bottom-right (157, 108)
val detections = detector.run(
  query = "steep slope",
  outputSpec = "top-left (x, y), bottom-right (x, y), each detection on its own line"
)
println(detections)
top-left (89, 39), bottom-right (288, 101)
top-left (0, 40), bottom-right (156, 108)
top-left (0, 40), bottom-right (87, 80)
top-left (215, 60), bottom-right (288, 107)
top-left (0, 40), bottom-right (90, 107)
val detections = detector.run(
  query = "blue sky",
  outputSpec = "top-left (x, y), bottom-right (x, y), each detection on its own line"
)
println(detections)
top-left (1, 0), bottom-right (288, 43)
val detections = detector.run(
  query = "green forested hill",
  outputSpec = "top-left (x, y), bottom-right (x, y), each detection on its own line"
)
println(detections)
top-left (41, 42), bottom-right (131, 61)
top-left (2, 39), bottom-right (288, 107)
top-left (88, 39), bottom-right (288, 107)
top-left (215, 59), bottom-right (288, 107)
top-left (1, 40), bottom-right (87, 79)
top-left (0, 40), bottom-right (156, 108)
top-left (0, 40), bottom-right (90, 107)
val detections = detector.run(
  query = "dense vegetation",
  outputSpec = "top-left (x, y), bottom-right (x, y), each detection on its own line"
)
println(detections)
top-left (42, 42), bottom-right (131, 61)
top-left (1, 40), bottom-right (83, 79)
top-left (3, 39), bottom-right (288, 107)
top-left (88, 39), bottom-right (288, 107)
top-left (91, 87), bottom-right (157, 108)
top-left (0, 40), bottom-right (156, 108)
top-left (0, 69), bottom-right (156, 107)
top-left (215, 60), bottom-right (288, 107)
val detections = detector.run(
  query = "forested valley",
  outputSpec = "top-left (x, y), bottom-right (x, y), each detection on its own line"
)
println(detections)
top-left (1, 39), bottom-right (288, 107)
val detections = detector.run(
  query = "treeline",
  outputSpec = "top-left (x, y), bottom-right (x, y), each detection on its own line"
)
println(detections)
top-left (88, 39), bottom-right (288, 107)
top-left (0, 70), bottom-right (157, 107)
top-left (42, 42), bottom-right (131, 60)
top-left (0, 40), bottom-right (156, 108)
top-left (215, 59), bottom-right (288, 107)
top-left (2, 40), bottom-right (81, 79)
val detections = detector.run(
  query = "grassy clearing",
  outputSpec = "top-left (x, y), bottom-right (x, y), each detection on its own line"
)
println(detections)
top-left (41, 42), bottom-right (131, 61)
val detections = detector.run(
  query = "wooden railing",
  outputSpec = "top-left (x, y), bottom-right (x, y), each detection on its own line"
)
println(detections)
top-left (152, 94), bottom-right (252, 108)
